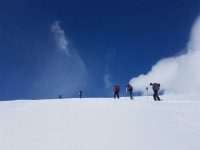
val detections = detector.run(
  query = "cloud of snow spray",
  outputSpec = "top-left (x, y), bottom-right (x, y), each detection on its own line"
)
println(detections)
top-left (130, 16), bottom-right (200, 95)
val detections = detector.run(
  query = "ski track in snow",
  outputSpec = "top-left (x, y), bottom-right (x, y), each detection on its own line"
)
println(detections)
top-left (0, 95), bottom-right (200, 150)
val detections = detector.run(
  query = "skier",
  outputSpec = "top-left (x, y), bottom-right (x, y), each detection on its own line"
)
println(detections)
top-left (79, 90), bottom-right (82, 99)
top-left (150, 83), bottom-right (161, 101)
top-left (113, 85), bottom-right (120, 99)
top-left (59, 94), bottom-right (62, 99)
top-left (126, 84), bottom-right (133, 99)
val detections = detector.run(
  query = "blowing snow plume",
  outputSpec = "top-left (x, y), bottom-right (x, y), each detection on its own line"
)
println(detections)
top-left (130, 16), bottom-right (200, 95)
top-left (51, 21), bottom-right (70, 55)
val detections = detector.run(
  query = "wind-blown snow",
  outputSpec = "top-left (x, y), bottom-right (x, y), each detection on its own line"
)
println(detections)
top-left (30, 21), bottom-right (87, 98)
top-left (130, 16), bottom-right (200, 95)
top-left (51, 21), bottom-right (70, 55)
top-left (0, 96), bottom-right (200, 150)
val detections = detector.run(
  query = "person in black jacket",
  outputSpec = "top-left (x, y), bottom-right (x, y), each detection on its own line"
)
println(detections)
top-left (126, 84), bottom-right (133, 99)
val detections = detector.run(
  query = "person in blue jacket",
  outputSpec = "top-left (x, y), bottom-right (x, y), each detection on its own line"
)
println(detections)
top-left (150, 83), bottom-right (161, 101)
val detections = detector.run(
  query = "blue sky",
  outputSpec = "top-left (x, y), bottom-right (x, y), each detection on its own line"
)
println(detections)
top-left (0, 0), bottom-right (200, 100)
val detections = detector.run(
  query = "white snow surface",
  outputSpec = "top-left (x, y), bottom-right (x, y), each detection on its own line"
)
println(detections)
top-left (0, 95), bottom-right (200, 150)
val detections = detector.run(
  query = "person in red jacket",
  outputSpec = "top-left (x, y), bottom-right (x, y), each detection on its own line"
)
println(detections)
top-left (113, 85), bottom-right (120, 99)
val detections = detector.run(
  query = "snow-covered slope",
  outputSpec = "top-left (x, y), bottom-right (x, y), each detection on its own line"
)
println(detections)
top-left (0, 95), bottom-right (200, 150)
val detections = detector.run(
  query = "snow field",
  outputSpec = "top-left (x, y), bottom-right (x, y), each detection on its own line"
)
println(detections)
top-left (0, 96), bottom-right (200, 150)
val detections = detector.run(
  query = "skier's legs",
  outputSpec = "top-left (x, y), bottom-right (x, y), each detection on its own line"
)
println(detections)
top-left (154, 90), bottom-right (160, 101)
top-left (130, 91), bottom-right (133, 99)
top-left (153, 94), bottom-right (157, 101)
top-left (114, 92), bottom-right (117, 99)
top-left (154, 90), bottom-right (161, 101)
top-left (153, 90), bottom-right (158, 101)
top-left (156, 94), bottom-right (160, 101)
top-left (116, 91), bottom-right (119, 99)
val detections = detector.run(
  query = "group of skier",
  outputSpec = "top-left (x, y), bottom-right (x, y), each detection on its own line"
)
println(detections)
top-left (59, 83), bottom-right (161, 101)
top-left (113, 83), bottom-right (161, 101)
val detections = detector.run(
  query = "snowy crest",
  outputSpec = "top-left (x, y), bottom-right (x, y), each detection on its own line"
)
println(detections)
top-left (130, 16), bottom-right (200, 95)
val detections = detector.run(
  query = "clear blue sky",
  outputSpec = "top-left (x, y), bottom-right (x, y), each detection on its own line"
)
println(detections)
top-left (0, 0), bottom-right (200, 100)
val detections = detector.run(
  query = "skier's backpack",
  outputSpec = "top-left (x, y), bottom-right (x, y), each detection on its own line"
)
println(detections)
top-left (155, 83), bottom-right (160, 91)
top-left (157, 83), bottom-right (160, 90)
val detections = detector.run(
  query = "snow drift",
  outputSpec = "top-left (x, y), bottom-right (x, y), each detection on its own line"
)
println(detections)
top-left (130, 16), bottom-right (200, 95)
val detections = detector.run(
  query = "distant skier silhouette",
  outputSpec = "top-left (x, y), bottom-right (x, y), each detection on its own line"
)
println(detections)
top-left (113, 85), bottom-right (120, 99)
top-left (79, 90), bottom-right (82, 99)
top-left (150, 83), bottom-right (161, 101)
